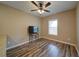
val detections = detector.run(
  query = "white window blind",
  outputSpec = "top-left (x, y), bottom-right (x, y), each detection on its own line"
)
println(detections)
top-left (48, 20), bottom-right (58, 35)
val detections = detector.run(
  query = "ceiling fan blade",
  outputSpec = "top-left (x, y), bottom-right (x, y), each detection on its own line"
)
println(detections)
top-left (39, 3), bottom-right (42, 8)
top-left (31, 1), bottom-right (38, 7)
top-left (44, 10), bottom-right (50, 12)
top-left (31, 9), bottom-right (38, 11)
top-left (45, 2), bottom-right (51, 8)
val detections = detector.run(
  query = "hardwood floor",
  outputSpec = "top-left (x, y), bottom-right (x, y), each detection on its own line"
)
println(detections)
top-left (7, 38), bottom-right (78, 57)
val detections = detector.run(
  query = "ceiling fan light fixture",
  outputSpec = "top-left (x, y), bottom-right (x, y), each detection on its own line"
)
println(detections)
top-left (37, 10), bottom-right (44, 14)
top-left (31, 1), bottom-right (51, 14)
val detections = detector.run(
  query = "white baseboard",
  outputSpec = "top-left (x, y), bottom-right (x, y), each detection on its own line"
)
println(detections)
top-left (7, 41), bottom-right (29, 50)
top-left (6, 37), bottom-right (40, 50)
top-left (42, 37), bottom-right (76, 46)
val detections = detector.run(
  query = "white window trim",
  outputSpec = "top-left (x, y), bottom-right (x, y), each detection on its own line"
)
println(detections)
top-left (48, 19), bottom-right (58, 36)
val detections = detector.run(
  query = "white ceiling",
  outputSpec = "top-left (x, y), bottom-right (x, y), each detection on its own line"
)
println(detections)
top-left (0, 1), bottom-right (78, 17)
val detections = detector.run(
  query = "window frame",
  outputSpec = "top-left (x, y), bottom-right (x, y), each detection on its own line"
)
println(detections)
top-left (48, 19), bottom-right (58, 36)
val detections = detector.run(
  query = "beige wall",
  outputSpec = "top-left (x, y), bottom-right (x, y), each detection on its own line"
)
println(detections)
top-left (0, 4), bottom-right (40, 49)
top-left (76, 2), bottom-right (79, 55)
top-left (0, 35), bottom-right (6, 57)
top-left (0, 3), bottom-right (77, 50)
top-left (40, 9), bottom-right (76, 45)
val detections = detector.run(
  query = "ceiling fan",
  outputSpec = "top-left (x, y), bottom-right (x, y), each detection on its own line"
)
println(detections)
top-left (31, 1), bottom-right (51, 14)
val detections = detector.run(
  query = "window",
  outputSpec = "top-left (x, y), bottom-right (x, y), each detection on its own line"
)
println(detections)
top-left (48, 19), bottom-right (58, 35)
